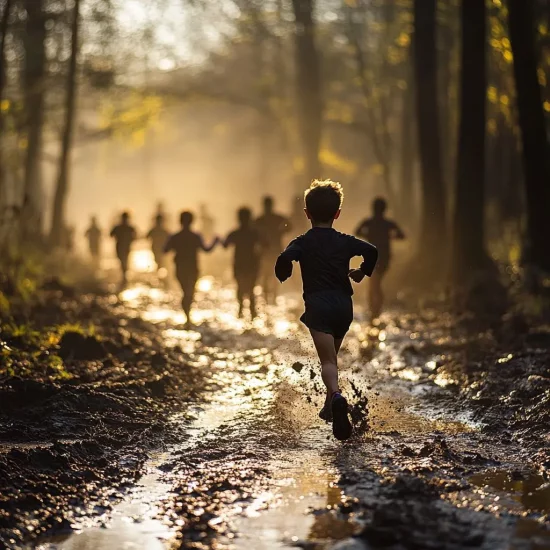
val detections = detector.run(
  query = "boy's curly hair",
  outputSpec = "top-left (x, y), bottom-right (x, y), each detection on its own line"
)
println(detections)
top-left (304, 179), bottom-right (344, 223)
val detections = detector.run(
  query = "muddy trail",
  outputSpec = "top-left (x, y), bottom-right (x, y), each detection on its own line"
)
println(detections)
top-left (1, 277), bottom-right (549, 550)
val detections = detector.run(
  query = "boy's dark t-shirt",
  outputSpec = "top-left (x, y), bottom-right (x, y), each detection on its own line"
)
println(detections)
top-left (165, 230), bottom-right (208, 275)
top-left (147, 226), bottom-right (170, 253)
top-left (110, 224), bottom-right (136, 257)
top-left (275, 227), bottom-right (378, 296)
top-left (355, 217), bottom-right (403, 268)
top-left (225, 227), bottom-right (260, 278)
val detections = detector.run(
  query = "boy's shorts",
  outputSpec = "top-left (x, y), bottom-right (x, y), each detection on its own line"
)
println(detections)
top-left (300, 290), bottom-right (353, 340)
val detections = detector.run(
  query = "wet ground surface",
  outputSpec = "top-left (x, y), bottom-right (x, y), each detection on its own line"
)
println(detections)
top-left (1, 275), bottom-right (549, 549)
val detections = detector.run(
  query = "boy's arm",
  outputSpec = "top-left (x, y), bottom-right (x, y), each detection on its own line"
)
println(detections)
top-left (199, 233), bottom-right (218, 252)
top-left (222, 232), bottom-right (235, 249)
top-left (391, 222), bottom-right (406, 240)
top-left (350, 237), bottom-right (378, 277)
top-left (275, 239), bottom-right (302, 282)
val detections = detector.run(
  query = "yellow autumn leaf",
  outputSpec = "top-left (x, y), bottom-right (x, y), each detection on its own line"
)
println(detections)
top-left (396, 32), bottom-right (410, 47)
top-left (319, 148), bottom-right (357, 175)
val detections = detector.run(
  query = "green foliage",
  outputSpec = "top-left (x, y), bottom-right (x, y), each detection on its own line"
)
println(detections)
top-left (0, 320), bottom-right (97, 380)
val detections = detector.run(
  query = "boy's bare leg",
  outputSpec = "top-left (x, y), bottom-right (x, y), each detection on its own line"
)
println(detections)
top-left (236, 283), bottom-right (244, 318)
top-left (319, 337), bottom-right (343, 407)
top-left (310, 329), bottom-right (340, 399)
top-left (181, 279), bottom-right (195, 325)
top-left (249, 290), bottom-right (257, 318)
top-left (311, 330), bottom-right (353, 440)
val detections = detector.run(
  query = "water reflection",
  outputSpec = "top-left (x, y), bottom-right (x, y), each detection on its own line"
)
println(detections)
top-left (233, 455), bottom-right (358, 549)
top-left (470, 470), bottom-right (550, 514)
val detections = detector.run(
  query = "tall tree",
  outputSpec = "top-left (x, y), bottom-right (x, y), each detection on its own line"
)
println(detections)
top-left (508, 0), bottom-right (550, 271)
top-left (452, 0), bottom-right (488, 281)
top-left (22, 0), bottom-right (47, 231)
top-left (400, 61), bottom-right (416, 229)
top-left (50, 0), bottom-right (81, 246)
top-left (291, 0), bottom-right (322, 185)
top-left (413, 0), bottom-right (447, 271)
top-left (0, 0), bottom-right (14, 204)
top-left (0, 0), bottom-right (13, 132)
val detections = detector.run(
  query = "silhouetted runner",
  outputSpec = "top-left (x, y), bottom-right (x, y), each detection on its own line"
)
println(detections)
top-left (110, 212), bottom-right (137, 287)
top-left (256, 196), bottom-right (291, 305)
top-left (355, 197), bottom-right (405, 319)
top-left (223, 207), bottom-right (261, 319)
top-left (164, 211), bottom-right (218, 326)
top-left (276, 180), bottom-right (377, 441)
top-left (147, 214), bottom-right (170, 271)
top-left (85, 217), bottom-right (101, 265)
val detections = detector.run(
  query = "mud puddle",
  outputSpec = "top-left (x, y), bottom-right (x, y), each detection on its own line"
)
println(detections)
top-left (232, 452), bottom-right (359, 549)
top-left (470, 470), bottom-right (550, 514)
top-left (31, 280), bottom-right (488, 549)
top-left (468, 470), bottom-right (550, 549)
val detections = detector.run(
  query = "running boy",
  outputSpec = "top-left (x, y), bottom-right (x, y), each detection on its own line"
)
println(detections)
top-left (147, 213), bottom-right (170, 271)
top-left (355, 197), bottom-right (405, 319)
top-left (85, 216), bottom-right (101, 265)
top-left (223, 207), bottom-right (261, 319)
top-left (275, 180), bottom-right (378, 441)
top-left (164, 211), bottom-right (217, 326)
top-left (110, 212), bottom-right (137, 287)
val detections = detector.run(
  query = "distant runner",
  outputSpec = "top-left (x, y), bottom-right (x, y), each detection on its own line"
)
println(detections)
top-left (110, 212), bottom-right (137, 287)
top-left (147, 213), bottom-right (170, 271)
top-left (355, 197), bottom-right (405, 319)
top-left (256, 196), bottom-right (291, 305)
top-left (223, 207), bottom-right (261, 319)
top-left (164, 211), bottom-right (218, 326)
top-left (85, 216), bottom-right (102, 266)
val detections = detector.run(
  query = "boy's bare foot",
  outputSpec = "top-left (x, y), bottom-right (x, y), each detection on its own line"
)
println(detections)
top-left (331, 393), bottom-right (353, 440)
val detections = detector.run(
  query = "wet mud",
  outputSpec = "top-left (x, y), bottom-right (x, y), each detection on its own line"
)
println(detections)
top-left (1, 279), bottom-right (549, 549)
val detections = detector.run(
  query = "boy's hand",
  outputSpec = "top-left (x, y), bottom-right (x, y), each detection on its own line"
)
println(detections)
top-left (349, 268), bottom-right (365, 283)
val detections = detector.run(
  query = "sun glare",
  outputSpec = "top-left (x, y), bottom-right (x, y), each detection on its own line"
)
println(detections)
top-left (131, 249), bottom-right (156, 273)
top-left (197, 277), bottom-right (214, 293)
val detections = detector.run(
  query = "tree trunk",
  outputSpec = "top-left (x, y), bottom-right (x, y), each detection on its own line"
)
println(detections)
top-left (452, 0), bottom-right (488, 281)
top-left (508, 0), bottom-right (550, 271)
top-left (400, 85), bottom-right (415, 227)
top-left (0, 0), bottom-right (14, 206)
top-left (413, 0), bottom-right (447, 270)
top-left (50, 0), bottom-right (81, 247)
top-left (0, 0), bottom-right (13, 131)
top-left (291, 0), bottom-right (322, 186)
top-left (22, 0), bottom-right (47, 233)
